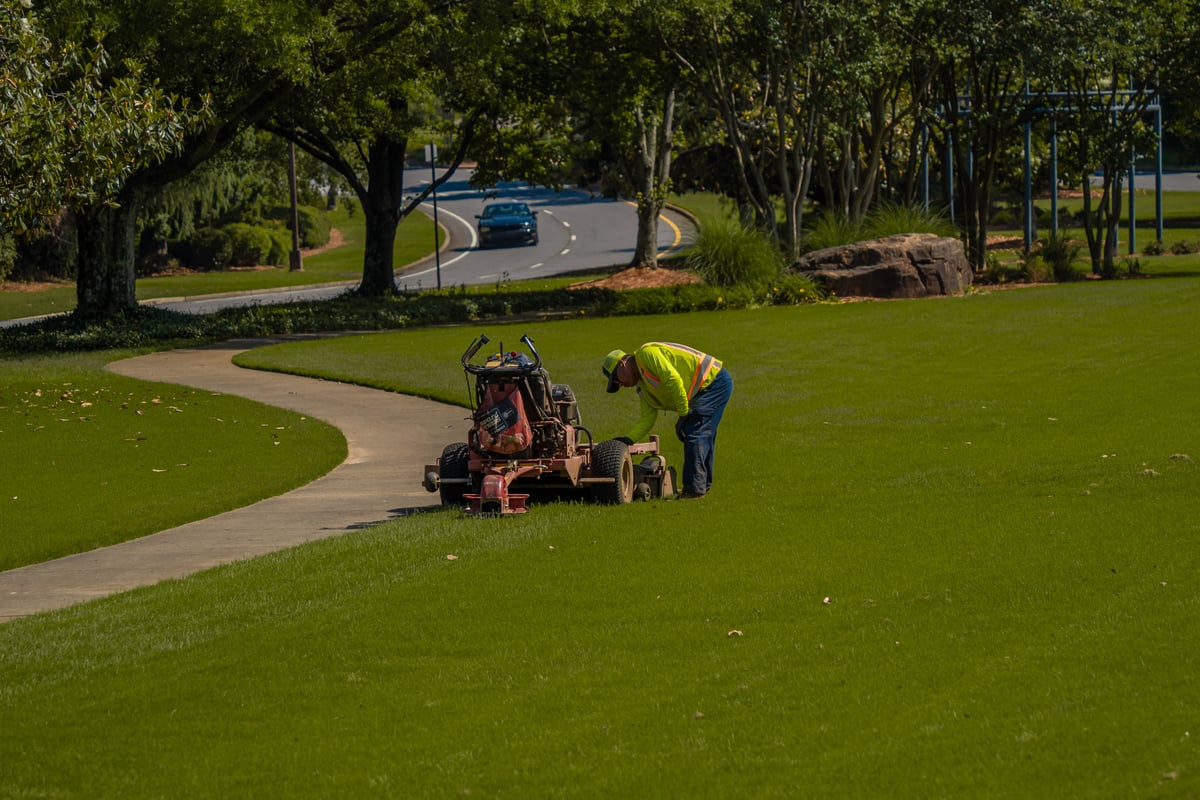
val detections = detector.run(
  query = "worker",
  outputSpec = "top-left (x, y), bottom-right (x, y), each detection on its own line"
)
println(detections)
top-left (602, 342), bottom-right (733, 499)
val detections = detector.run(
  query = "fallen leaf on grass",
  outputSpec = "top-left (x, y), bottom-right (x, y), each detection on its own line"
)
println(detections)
top-left (727, 629), bottom-right (743, 637)
top-left (446, 554), bottom-right (458, 561)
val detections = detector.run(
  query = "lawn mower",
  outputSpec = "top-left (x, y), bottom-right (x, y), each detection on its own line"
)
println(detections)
top-left (422, 333), bottom-right (675, 514)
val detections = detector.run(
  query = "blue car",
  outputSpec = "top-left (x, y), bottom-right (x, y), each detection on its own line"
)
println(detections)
top-left (476, 202), bottom-right (539, 247)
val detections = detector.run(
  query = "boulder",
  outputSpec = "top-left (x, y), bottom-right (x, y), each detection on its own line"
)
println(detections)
top-left (792, 233), bottom-right (972, 299)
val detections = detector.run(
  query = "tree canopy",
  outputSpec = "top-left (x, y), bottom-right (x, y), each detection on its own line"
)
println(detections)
top-left (0, 0), bottom-right (208, 236)
top-left (5, 0), bottom-right (1199, 313)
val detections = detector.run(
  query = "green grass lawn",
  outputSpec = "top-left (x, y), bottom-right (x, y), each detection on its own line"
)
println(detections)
top-left (0, 351), bottom-right (347, 570)
top-left (3, 277), bottom-right (1199, 798)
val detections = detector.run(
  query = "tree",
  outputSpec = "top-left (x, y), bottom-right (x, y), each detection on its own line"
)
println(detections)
top-left (0, 0), bottom-right (204, 237)
top-left (263, 6), bottom-right (488, 296)
top-left (673, 0), bottom-right (902, 260)
top-left (268, 0), bottom-right (586, 295)
top-left (919, 0), bottom-right (1051, 270)
top-left (1047, 0), bottom-right (1182, 274)
top-left (793, 0), bottom-right (930, 223)
top-left (36, 0), bottom-right (437, 317)
top-left (561, 6), bottom-right (684, 267)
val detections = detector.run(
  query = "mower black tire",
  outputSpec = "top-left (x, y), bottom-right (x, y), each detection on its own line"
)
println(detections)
top-left (591, 439), bottom-right (634, 505)
top-left (439, 442), bottom-right (471, 507)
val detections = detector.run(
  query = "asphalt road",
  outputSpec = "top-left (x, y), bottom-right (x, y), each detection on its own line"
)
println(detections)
top-left (397, 173), bottom-right (696, 289)
top-left (145, 172), bottom-right (695, 316)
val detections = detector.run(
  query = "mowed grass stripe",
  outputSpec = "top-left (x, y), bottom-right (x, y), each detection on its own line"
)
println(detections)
top-left (2, 277), bottom-right (1198, 798)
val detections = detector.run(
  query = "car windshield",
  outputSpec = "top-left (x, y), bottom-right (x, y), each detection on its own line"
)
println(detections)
top-left (482, 203), bottom-right (530, 219)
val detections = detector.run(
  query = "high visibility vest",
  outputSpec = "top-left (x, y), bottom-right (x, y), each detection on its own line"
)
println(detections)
top-left (625, 342), bottom-right (723, 441)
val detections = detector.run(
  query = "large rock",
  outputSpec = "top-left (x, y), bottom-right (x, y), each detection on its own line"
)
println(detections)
top-left (792, 233), bottom-right (972, 299)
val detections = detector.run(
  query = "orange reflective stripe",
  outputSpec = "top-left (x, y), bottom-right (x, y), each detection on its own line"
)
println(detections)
top-left (687, 354), bottom-right (715, 399)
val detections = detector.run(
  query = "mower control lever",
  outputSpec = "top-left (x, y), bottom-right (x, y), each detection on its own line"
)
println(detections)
top-left (519, 334), bottom-right (543, 369)
top-left (461, 333), bottom-right (490, 368)
top-left (461, 332), bottom-right (543, 375)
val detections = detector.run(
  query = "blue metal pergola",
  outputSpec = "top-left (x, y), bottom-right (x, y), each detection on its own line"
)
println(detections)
top-left (923, 86), bottom-right (1163, 253)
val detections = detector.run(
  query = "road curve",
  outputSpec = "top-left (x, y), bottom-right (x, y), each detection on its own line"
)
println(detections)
top-left (0, 339), bottom-right (466, 622)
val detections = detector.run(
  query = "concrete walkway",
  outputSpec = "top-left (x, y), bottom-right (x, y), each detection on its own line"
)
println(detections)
top-left (0, 339), bottom-right (467, 623)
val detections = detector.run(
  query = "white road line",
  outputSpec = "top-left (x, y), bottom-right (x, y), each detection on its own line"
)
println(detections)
top-left (403, 206), bottom-right (477, 280)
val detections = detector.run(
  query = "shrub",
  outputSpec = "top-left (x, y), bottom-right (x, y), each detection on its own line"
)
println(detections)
top-left (267, 205), bottom-right (330, 249)
top-left (0, 235), bottom-right (14, 282)
top-left (1168, 239), bottom-right (1199, 255)
top-left (182, 228), bottom-right (233, 271)
top-left (685, 214), bottom-right (785, 288)
top-left (9, 212), bottom-right (77, 281)
top-left (0, 279), bottom-right (835, 354)
top-left (221, 223), bottom-right (274, 267)
top-left (979, 252), bottom-right (1024, 285)
top-left (1039, 233), bottom-right (1082, 281)
top-left (1142, 239), bottom-right (1165, 256)
top-left (770, 272), bottom-right (827, 305)
top-left (266, 229), bottom-right (291, 267)
top-left (1019, 252), bottom-right (1054, 283)
top-left (990, 207), bottom-right (1018, 227)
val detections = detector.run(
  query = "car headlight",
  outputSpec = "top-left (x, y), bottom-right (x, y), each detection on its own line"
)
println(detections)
top-left (478, 224), bottom-right (491, 232)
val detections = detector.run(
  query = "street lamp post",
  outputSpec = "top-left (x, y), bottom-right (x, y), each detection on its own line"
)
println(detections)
top-left (425, 142), bottom-right (442, 290)
top-left (288, 141), bottom-right (303, 272)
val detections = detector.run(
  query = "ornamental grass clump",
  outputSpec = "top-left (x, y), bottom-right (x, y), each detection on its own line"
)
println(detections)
top-left (685, 213), bottom-right (786, 288)
top-left (803, 202), bottom-right (958, 252)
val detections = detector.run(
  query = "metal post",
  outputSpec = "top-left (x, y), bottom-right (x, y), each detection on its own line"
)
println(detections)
top-left (1024, 83), bottom-right (1033, 251)
top-left (946, 131), bottom-right (955, 224)
top-left (1128, 148), bottom-right (1136, 255)
top-left (427, 142), bottom-right (441, 290)
top-left (288, 142), bottom-right (303, 272)
top-left (1156, 103), bottom-right (1164, 242)
top-left (921, 126), bottom-right (930, 212)
top-left (1051, 116), bottom-right (1059, 238)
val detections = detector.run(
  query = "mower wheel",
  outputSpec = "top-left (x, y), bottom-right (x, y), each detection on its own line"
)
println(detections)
top-left (591, 439), bottom-right (634, 504)
top-left (439, 442), bottom-right (471, 506)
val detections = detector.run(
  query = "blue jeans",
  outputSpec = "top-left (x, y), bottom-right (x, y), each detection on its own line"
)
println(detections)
top-left (675, 368), bottom-right (733, 495)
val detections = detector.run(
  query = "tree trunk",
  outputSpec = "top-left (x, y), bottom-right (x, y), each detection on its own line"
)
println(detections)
top-left (629, 88), bottom-right (676, 268)
top-left (633, 197), bottom-right (660, 267)
top-left (358, 199), bottom-right (400, 295)
top-left (353, 135), bottom-right (407, 297)
top-left (74, 189), bottom-right (143, 319)
top-left (1103, 172), bottom-right (1122, 274)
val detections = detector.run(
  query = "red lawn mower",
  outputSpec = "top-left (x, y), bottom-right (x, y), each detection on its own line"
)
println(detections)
top-left (422, 333), bottom-right (675, 514)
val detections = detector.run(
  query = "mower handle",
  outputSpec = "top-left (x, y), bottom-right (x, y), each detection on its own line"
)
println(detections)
top-left (461, 332), bottom-right (543, 374)
top-left (519, 334), bottom-right (543, 370)
top-left (461, 333), bottom-right (490, 369)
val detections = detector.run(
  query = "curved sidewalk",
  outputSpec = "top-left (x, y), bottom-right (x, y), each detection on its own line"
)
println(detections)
top-left (0, 339), bottom-right (467, 623)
